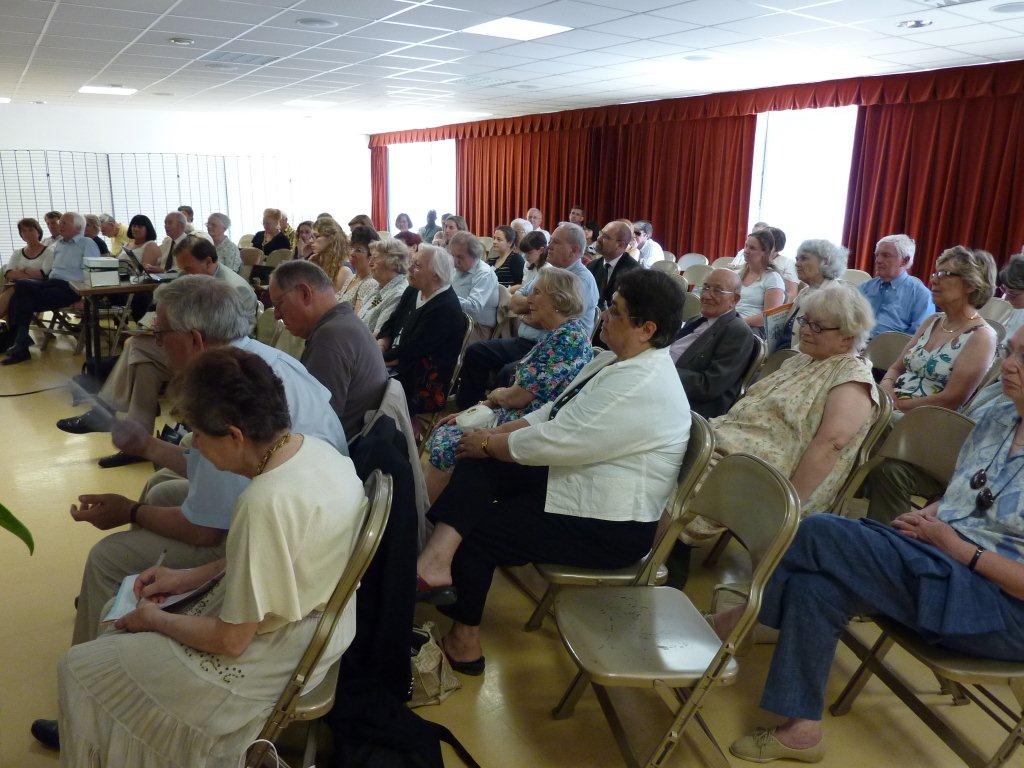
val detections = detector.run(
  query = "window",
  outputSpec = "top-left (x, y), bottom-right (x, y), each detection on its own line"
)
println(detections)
top-left (387, 140), bottom-right (456, 235)
top-left (748, 105), bottom-right (858, 258)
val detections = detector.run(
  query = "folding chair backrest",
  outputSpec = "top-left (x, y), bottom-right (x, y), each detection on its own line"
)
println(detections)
top-left (678, 253), bottom-right (709, 270)
top-left (257, 471), bottom-right (393, 745)
top-left (238, 234), bottom-right (254, 249)
top-left (662, 252), bottom-right (675, 262)
top-left (447, 313), bottom-right (475, 397)
top-left (980, 296), bottom-right (1014, 325)
top-left (681, 291), bottom-right (701, 321)
top-left (637, 413), bottom-right (714, 584)
top-left (651, 260), bottom-right (679, 276)
top-left (275, 326), bottom-right (305, 359)
top-left (240, 247), bottom-right (263, 266)
top-left (739, 335), bottom-right (767, 397)
top-left (831, 385), bottom-right (893, 516)
top-left (963, 356), bottom-right (1004, 412)
top-left (756, 348), bottom-right (799, 382)
top-left (266, 248), bottom-right (293, 267)
top-left (866, 331), bottom-right (911, 372)
top-left (841, 268), bottom-right (872, 287)
top-left (683, 263), bottom-right (713, 289)
top-left (712, 256), bottom-right (736, 269)
top-left (255, 308), bottom-right (281, 346)
top-left (875, 405), bottom-right (974, 485)
top-left (988, 318), bottom-right (1006, 343)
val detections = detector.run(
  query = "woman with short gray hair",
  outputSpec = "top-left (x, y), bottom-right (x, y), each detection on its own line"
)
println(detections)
top-left (205, 212), bottom-right (241, 272)
top-left (780, 239), bottom-right (849, 350)
top-left (999, 253), bottom-right (1024, 339)
top-left (359, 238), bottom-right (410, 335)
top-left (423, 265), bottom-right (593, 502)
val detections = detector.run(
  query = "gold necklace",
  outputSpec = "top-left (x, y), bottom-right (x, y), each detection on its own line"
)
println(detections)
top-left (255, 433), bottom-right (291, 475)
top-left (940, 313), bottom-right (979, 333)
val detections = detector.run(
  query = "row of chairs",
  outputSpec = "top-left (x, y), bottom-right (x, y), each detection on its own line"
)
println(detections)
top-left (254, 304), bottom-right (305, 359)
top-left (241, 247), bottom-right (293, 268)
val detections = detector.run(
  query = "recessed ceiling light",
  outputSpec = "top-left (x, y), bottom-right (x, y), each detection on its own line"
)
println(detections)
top-left (32, 100), bottom-right (45, 104)
top-left (204, 62), bottom-right (239, 71)
top-left (283, 98), bottom-right (337, 108)
top-left (463, 17), bottom-right (572, 41)
top-left (154, 92), bottom-right (174, 97)
top-left (79, 85), bottom-right (137, 95)
top-left (992, 1), bottom-right (1024, 11)
top-left (0, 97), bottom-right (10, 104)
top-left (897, 19), bottom-right (933, 29)
top-left (168, 36), bottom-right (195, 46)
top-left (684, 54), bottom-right (713, 61)
top-left (295, 17), bottom-right (338, 29)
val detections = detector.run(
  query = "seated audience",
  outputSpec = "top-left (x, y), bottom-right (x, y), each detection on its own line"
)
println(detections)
top-left (395, 212), bottom-right (413, 233)
top-left (867, 247), bottom-right (998, 524)
top-left (778, 239), bottom-right (848, 350)
top-left (176, 204), bottom-right (199, 237)
top-left (510, 230), bottom-right (548, 293)
top-left (153, 211), bottom-right (190, 273)
top-left (441, 214), bottom-right (468, 245)
top-left (766, 226), bottom-right (798, 300)
top-left (526, 207), bottom-right (550, 241)
top-left (348, 213), bottom-right (376, 232)
top-left (999, 253), bottom-right (1024, 339)
top-left (56, 239), bottom-right (258, 468)
top-left (310, 217), bottom-right (353, 290)
top-left (359, 238), bottom-right (410, 335)
top-left (736, 229), bottom-right (785, 330)
top-left (1, 218), bottom-right (54, 324)
top-left (714, 334), bottom-right (1024, 762)
top-left (394, 230), bottom-right (422, 251)
top-left (671, 268), bottom-right (757, 419)
top-left (378, 244), bottom-right (467, 417)
top-left (419, 209), bottom-right (441, 244)
top-left (293, 220), bottom-right (315, 259)
top-left (424, 267), bottom-right (594, 502)
top-left (97, 214), bottom-right (130, 255)
top-left (634, 220), bottom-right (665, 268)
top-left (860, 233), bottom-right (935, 338)
top-left (455, 223), bottom-right (598, 409)
top-left (684, 285), bottom-right (879, 542)
top-left (487, 225), bottom-right (525, 286)
top-left (583, 220), bottom-right (599, 255)
top-left (449, 231), bottom-right (499, 339)
top-left (337, 225), bottom-right (380, 310)
top-left (42, 210), bottom-right (62, 246)
top-left (83, 215), bottom-right (111, 255)
top-left (2, 212), bottom-right (98, 366)
top-left (271, 260), bottom-right (389, 439)
top-left (53, 347), bottom-right (365, 766)
top-left (432, 231), bottom-right (447, 246)
top-left (415, 269), bottom-right (690, 673)
top-left (568, 205), bottom-right (585, 226)
top-left (730, 220), bottom-right (771, 269)
top-left (510, 217), bottom-right (534, 245)
top-left (121, 214), bottom-right (162, 269)
top-left (251, 208), bottom-right (290, 255)
top-left (280, 210), bottom-right (296, 247)
top-left (205, 212), bottom-right (241, 272)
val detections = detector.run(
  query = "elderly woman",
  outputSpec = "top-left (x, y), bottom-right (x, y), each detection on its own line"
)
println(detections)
top-left (487, 224), bottom-right (525, 287)
top-left (510, 217), bottom-right (534, 245)
top-left (205, 212), bottom-right (241, 273)
top-left (359, 237), bottom-right (410, 335)
top-left (251, 208), bottom-right (290, 255)
top-left (999, 253), bottom-right (1024, 339)
top-left (395, 212), bottom-right (412, 233)
top-left (415, 269), bottom-right (691, 673)
top-left (716, 326), bottom-right (1024, 764)
top-left (424, 267), bottom-right (594, 502)
top-left (310, 217), bottom-right (353, 291)
top-left (778, 239), bottom-right (848, 351)
top-left (1, 218), bottom-right (54, 323)
top-left (511, 230), bottom-right (548, 294)
top-left (336, 225), bottom-right (380, 311)
top-left (293, 220), bottom-right (315, 260)
top-left (56, 347), bottom-right (365, 767)
top-left (736, 229), bottom-right (785, 330)
top-left (685, 284), bottom-right (879, 544)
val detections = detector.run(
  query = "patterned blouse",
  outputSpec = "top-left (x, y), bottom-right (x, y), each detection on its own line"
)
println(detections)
top-left (336, 273), bottom-right (378, 312)
top-left (896, 314), bottom-right (987, 400)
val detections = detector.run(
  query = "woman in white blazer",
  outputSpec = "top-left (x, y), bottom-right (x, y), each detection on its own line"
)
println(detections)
top-left (416, 269), bottom-right (692, 675)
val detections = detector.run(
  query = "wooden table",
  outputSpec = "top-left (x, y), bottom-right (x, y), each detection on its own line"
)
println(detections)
top-left (70, 279), bottom-right (157, 377)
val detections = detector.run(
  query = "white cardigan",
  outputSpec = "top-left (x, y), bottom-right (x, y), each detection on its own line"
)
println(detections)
top-left (507, 347), bottom-right (691, 523)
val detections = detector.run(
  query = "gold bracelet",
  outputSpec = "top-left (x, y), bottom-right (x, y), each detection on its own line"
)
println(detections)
top-left (481, 435), bottom-right (492, 457)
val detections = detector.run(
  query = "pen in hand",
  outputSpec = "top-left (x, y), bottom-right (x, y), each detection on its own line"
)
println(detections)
top-left (140, 549), bottom-right (168, 599)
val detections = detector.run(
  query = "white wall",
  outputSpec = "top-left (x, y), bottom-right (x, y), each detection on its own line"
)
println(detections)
top-left (0, 103), bottom-right (371, 230)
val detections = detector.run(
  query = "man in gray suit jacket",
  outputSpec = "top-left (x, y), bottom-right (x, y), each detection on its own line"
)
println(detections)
top-left (670, 268), bottom-right (756, 419)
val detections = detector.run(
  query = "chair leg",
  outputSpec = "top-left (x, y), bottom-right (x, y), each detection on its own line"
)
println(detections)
top-left (592, 682), bottom-right (642, 768)
top-left (937, 675), bottom-right (971, 706)
top-left (552, 670), bottom-right (589, 720)
top-left (524, 584), bottom-right (557, 632)
top-left (301, 720), bottom-right (320, 768)
top-left (702, 532), bottom-right (732, 568)
top-left (830, 629), bottom-right (894, 716)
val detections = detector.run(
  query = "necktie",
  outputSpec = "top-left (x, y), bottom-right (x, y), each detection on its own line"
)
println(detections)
top-left (164, 239), bottom-right (176, 272)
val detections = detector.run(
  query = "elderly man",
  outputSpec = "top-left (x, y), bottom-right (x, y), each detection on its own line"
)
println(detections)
top-left (83, 215), bottom-right (111, 255)
top-left (419, 209), bottom-right (441, 244)
top-left (42, 210), bottom-right (62, 246)
top-left (568, 205), bottom-right (585, 226)
top-left (2, 211), bottom-right (99, 365)
top-left (526, 207), bottom-right (550, 241)
top-left (634, 220), bottom-right (665, 268)
top-left (157, 210), bottom-right (190, 272)
top-left (270, 260), bottom-right (389, 437)
top-left (56, 238), bottom-right (258, 467)
top-left (671, 268), bottom-right (757, 418)
top-left (456, 222), bottom-right (599, 408)
top-left (97, 214), bottom-right (130, 255)
top-left (859, 233), bottom-right (934, 339)
top-left (449, 230), bottom-right (499, 339)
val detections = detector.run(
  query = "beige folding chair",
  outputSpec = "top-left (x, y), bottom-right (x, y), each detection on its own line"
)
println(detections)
top-left (711, 256), bottom-right (735, 269)
top-left (239, 264), bottom-right (253, 283)
top-left (523, 413), bottom-right (715, 632)
top-left (248, 471), bottom-right (393, 768)
top-left (980, 296), bottom-right (1014, 325)
top-left (490, 284), bottom-right (515, 339)
top-left (662, 252), bottom-right (675, 262)
top-left (988, 318), bottom-right (1006, 343)
top-left (256, 309), bottom-right (283, 346)
top-left (415, 314), bottom-right (475, 451)
top-left (841, 268), bottom-right (872, 287)
top-left (274, 326), bottom-right (305, 359)
top-left (681, 291), bottom-right (701, 321)
top-left (831, 617), bottom-right (1024, 768)
top-left (674, 272), bottom-right (690, 293)
top-left (737, 335), bottom-right (766, 398)
top-left (551, 454), bottom-right (800, 768)
top-left (683, 263), bottom-right (713, 290)
top-left (479, 235), bottom-right (494, 253)
top-left (651, 260), bottom-right (680, 276)
top-left (238, 234), bottom-right (254, 249)
top-left (755, 347), bottom-right (799, 382)
top-left (866, 331), bottom-right (912, 372)
top-left (240, 247), bottom-right (263, 267)
top-left (266, 248), bottom-right (293, 267)
top-left (678, 253), bottom-right (709, 270)
top-left (963, 356), bottom-right (1004, 413)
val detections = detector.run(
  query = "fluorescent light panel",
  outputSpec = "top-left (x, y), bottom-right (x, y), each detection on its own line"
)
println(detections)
top-left (463, 17), bottom-right (571, 41)
top-left (79, 85), bottom-right (137, 95)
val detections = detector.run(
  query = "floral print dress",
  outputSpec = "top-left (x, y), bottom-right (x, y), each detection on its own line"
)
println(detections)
top-left (427, 317), bottom-right (593, 471)
top-left (895, 314), bottom-right (984, 400)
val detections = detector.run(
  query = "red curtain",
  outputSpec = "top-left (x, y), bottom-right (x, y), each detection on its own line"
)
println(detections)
top-left (369, 145), bottom-right (388, 231)
top-left (844, 93), bottom-right (1024, 279)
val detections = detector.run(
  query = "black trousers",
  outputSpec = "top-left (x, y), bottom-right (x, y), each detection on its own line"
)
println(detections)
top-left (455, 337), bottom-right (536, 409)
top-left (9, 278), bottom-right (79, 348)
top-left (428, 458), bottom-right (658, 627)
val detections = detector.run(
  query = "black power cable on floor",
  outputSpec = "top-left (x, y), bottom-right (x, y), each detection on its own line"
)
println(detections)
top-left (0, 384), bottom-right (65, 398)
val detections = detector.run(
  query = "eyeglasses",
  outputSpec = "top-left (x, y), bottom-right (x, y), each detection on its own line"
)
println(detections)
top-left (931, 270), bottom-right (962, 280)
top-left (605, 303), bottom-right (642, 323)
top-left (702, 285), bottom-right (735, 297)
top-left (796, 316), bottom-right (840, 334)
top-left (633, 230), bottom-right (643, 236)
top-left (997, 341), bottom-right (1024, 364)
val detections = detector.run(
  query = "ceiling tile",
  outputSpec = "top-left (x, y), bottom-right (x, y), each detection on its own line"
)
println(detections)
top-left (358, 21), bottom-right (452, 44)
top-left (553, 49), bottom-right (638, 66)
top-left (903, 21), bottom-right (1019, 46)
top-left (585, 13), bottom-right (698, 39)
top-left (602, 39), bottom-right (693, 58)
top-left (387, 4), bottom-right (498, 30)
top-left (948, 37), bottom-right (1024, 58)
top-left (62, 0), bottom-right (174, 12)
top-left (2, 16), bottom-right (48, 34)
top-left (653, 26), bottom-right (754, 48)
top-left (425, 31), bottom-right (519, 52)
top-left (294, 0), bottom-right (419, 21)
top-left (292, 48), bottom-right (371, 64)
top-left (795, 0), bottom-right (928, 25)
top-left (540, 27), bottom-right (630, 50)
top-left (717, 11), bottom-right (835, 37)
top-left (780, 24), bottom-right (885, 47)
top-left (238, 26), bottom-right (342, 47)
top-left (417, 60), bottom-right (495, 75)
top-left (153, 16), bottom-right (253, 38)
top-left (873, 48), bottom-right (988, 66)
top-left (649, 0), bottom-right (768, 26)
top-left (990, 17), bottom-right (1024, 34)
top-left (171, 0), bottom-right (282, 24)
top-left (134, 29), bottom-right (229, 50)
top-left (518, 1), bottom-right (632, 27)
top-left (0, 30), bottom-right (45, 46)
top-left (3, 0), bottom-right (57, 21)
top-left (436, 0), bottom-right (547, 14)
top-left (858, 7), bottom-right (977, 36)
top-left (41, 33), bottom-right (126, 52)
top-left (261, 10), bottom-right (368, 34)
top-left (585, 0), bottom-right (688, 10)
top-left (943, 0), bottom-right (1024, 24)
top-left (489, 40), bottom-right (579, 59)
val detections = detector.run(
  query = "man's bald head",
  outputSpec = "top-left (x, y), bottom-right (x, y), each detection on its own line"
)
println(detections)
top-left (596, 220), bottom-right (632, 260)
top-left (699, 268), bottom-right (743, 319)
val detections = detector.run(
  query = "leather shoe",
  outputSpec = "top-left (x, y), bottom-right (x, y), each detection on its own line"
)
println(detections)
top-left (730, 728), bottom-right (823, 764)
top-left (30, 719), bottom-right (59, 750)
top-left (98, 451), bottom-right (146, 469)
top-left (1, 347), bottom-right (31, 365)
top-left (57, 408), bottom-right (111, 435)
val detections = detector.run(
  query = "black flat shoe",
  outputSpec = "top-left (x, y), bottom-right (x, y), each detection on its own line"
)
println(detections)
top-left (31, 719), bottom-right (59, 750)
top-left (98, 451), bottom-right (146, 469)
top-left (57, 408), bottom-right (112, 435)
top-left (1, 348), bottom-right (31, 365)
top-left (415, 575), bottom-right (457, 606)
top-left (441, 639), bottom-right (485, 676)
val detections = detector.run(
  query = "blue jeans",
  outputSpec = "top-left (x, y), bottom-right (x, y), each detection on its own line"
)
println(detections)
top-left (758, 515), bottom-right (1024, 721)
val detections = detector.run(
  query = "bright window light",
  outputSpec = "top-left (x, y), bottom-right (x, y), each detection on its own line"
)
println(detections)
top-left (0, 97), bottom-right (10, 104)
top-left (283, 99), bottom-right (337, 108)
top-left (388, 140), bottom-right (456, 233)
top-left (78, 85), bottom-right (137, 96)
top-left (463, 17), bottom-right (572, 41)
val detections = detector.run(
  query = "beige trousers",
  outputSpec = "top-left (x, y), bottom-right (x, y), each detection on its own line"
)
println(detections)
top-left (99, 334), bottom-right (171, 434)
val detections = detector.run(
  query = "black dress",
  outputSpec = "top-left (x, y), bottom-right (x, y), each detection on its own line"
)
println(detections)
top-left (251, 231), bottom-right (291, 254)
top-left (487, 252), bottom-right (525, 286)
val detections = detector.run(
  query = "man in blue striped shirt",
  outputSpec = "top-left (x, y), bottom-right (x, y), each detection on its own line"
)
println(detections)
top-left (859, 233), bottom-right (935, 340)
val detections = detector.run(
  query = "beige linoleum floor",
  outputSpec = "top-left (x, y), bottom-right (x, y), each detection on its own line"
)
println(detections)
top-left (0, 333), bottom-right (1015, 768)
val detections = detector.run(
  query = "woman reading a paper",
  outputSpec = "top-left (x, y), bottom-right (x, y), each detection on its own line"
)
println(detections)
top-left (56, 348), bottom-right (365, 767)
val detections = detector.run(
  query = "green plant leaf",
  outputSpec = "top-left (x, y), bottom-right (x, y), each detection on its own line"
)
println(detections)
top-left (0, 502), bottom-right (34, 554)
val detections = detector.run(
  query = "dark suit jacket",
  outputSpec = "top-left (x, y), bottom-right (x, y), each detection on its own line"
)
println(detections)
top-left (380, 285), bottom-right (467, 415)
top-left (674, 309), bottom-right (756, 419)
top-left (588, 253), bottom-right (640, 309)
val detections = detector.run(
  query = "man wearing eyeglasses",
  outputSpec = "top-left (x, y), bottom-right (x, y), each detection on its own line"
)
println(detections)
top-left (859, 233), bottom-right (934, 339)
top-left (669, 268), bottom-right (756, 418)
top-left (634, 220), bottom-right (665, 268)
top-left (588, 220), bottom-right (640, 346)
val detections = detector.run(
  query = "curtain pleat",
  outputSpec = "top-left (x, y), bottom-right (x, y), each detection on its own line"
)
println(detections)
top-left (369, 145), bottom-right (388, 231)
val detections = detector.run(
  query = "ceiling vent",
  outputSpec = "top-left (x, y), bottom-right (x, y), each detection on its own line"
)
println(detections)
top-left (200, 51), bottom-right (279, 67)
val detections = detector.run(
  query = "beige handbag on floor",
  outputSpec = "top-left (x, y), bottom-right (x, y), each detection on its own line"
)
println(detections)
top-left (409, 622), bottom-right (461, 708)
